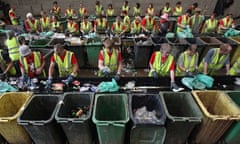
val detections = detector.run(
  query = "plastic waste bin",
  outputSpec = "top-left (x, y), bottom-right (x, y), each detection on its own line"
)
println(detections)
top-left (215, 37), bottom-right (238, 65)
top-left (229, 37), bottom-right (240, 64)
top-left (55, 92), bottom-right (94, 144)
top-left (107, 16), bottom-right (116, 31)
top-left (92, 94), bottom-right (129, 144)
top-left (169, 16), bottom-right (177, 33)
top-left (185, 38), bottom-right (205, 64)
top-left (159, 92), bottom-right (202, 144)
top-left (191, 90), bottom-right (240, 144)
top-left (18, 95), bottom-right (66, 144)
top-left (222, 91), bottom-right (240, 144)
top-left (129, 94), bottom-right (166, 144)
top-left (86, 37), bottom-right (103, 68)
top-left (66, 45), bottom-right (85, 68)
top-left (197, 37), bottom-right (223, 61)
top-left (0, 92), bottom-right (32, 144)
top-left (151, 36), bottom-right (168, 52)
top-left (133, 37), bottom-right (153, 68)
top-left (167, 37), bottom-right (188, 61)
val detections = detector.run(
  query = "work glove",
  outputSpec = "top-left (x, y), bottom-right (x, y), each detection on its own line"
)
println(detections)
top-left (0, 73), bottom-right (6, 81)
top-left (186, 71), bottom-right (193, 77)
top-left (64, 74), bottom-right (74, 86)
top-left (151, 71), bottom-right (158, 79)
top-left (45, 78), bottom-right (52, 89)
top-left (18, 75), bottom-right (28, 90)
top-left (170, 81), bottom-right (184, 92)
top-left (102, 66), bottom-right (110, 78)
top-left (194, 69), bottom-right (200, 74)
top-left (114, 73), bottom-right (121, 81)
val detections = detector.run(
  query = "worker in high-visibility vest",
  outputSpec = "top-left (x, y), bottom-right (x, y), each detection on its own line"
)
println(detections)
top-left (230, 57), bottom-right (240, 76)
top-left (50, 1), bottom-right (61, 17)
top-left (106, 4), bottom-right (114, 17)
top-left (111, 16), bottom-right (126, 35)
top-left (199, 44), bottom-right (232, 75)
top-left (95, 1), bottom-right (103, 16)
top-left (94, 15), bottom-right (109, 33)
top-left (0, 47), bottom-right (17, 80)
top-left (190, 8), bottom-right (205, 34)
top-left (176, 10), bottom-right (191, 33)
top-left (9, 6), bottom-right (19, 25)
top-left (162, 2), bottom-right (172, 16)
top-left (158, 13), bottom-right (170, 36)
top-left (79, 3), bottom-right (87, 18)
top-left (5, 30), bottom-right (21, 76)
top-left (201, 13), bottom-right (218, 34)
top-left (123, 11), bottom-right (131, 33)
top-left (141, 14), bottom-right (157, 33)
top-left (146, 3), bottom-right (154, 16)
top-left (187, 2), bottom-right (198, 15)
top-left (131, 16), bottom-right (142, 34)
top-left (24, 12), bottom-right (40, 33)
top-left (66, 17), bottom-right (79, 35)
top-left (51, 15), bottom-right (62, 32)
top-left (218, 13), bottom-right (235, 34)
top-left (149, 43), bottom-right (184, 92)
top-left (133, 3), bottom-right (141, 17)
top-left (173, 1), bottom-right (183, 16)
top-left (98, 37), bottom-right (122, 80)
top-left (46, 43), bottom-right (79, 88)
top-left (65, 4), bottom-right (76, 18)
top-left (121, 1), bottom-right (130, 16)
top-left (80, 16), bottom-right (93, 35)
top-left (176, 43), bottom-right (199, 76)
top-left (40, 11), bottom-right (52, 32)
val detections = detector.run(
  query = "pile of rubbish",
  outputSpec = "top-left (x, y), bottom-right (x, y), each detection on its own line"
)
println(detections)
top-left (134, 106), bottom-right (162, 123)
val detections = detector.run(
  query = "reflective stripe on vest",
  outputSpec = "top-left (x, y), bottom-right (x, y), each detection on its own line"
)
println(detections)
top-left (52, 22), bottom-right (60, 29)
top-left (81, 22), bottom-right (91, 33)
top-left (230, 57), bottom-right (240, 75)
top-left (113, 22), bottom-right (123, 34)
top-left (54, 51), bottom-right (73, 77)
top-left (103, 49), bottom-right (118, 72)
top-left (162, 7), bottom-right (171, 14)
top-left (203, 19), bottom-right (218, 33)
top-left (97, 19), bottom-right (106, 29)
top-left (176, 51), bottom-right (198, 76)
top-left (79, 8), bottom-right (85, 16)
top-left (96, 5), bottom-right (102, 15)
top-left (0, 49), bottom-right (16, 75)
top-left (20, 52), bottom-right (45, 76)
top-left (28, 19), bottom-right (38, 31)
top-left (149, 52), bottom-right (173, 76)
top-left (40, 17), bottom-right (50, 29)
top-left (66, 9), bottom-right (74, 17)
top-left (173, 6), bottom-right (182, 16)
top-left (67, 22), bottom-right (77, 33)
top-left (9, 10), bottom-right (18, 25)
top-left (177, 15), bottom-right (190, 32)
top-left (107, 9), bottom-right (114, 16)
top-left (199, 48), bottom-right (229, 74)
top-left (131, 20), bottom-right (141, 33)
top-left (6, 37), bottom-right (20, 61)
top-left (133, 7), bottom-right (140, 16)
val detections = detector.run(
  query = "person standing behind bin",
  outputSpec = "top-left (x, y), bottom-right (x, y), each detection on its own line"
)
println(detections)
top-left (9, 6), bottom-right (19, 26)
top-left (187, 2), bottom-right (198, 15)
top-left (79, 3), bottom-right (87, 18)
top-left (149, 43), bottom-right (183, 92)
top-left (65, 4), bottom-right (76, 18)
top-left (51, 15), bottom-right (62, 32)
top-left (111, 16), bottom-right (126, 35)
top-left (176, 43), bottom-right (199, 76)
top-left (95, 1), bottom-right (103, 17)
top-left (201, 13), bottom-right (218, 34)
top-left (229, 57), bottom-right (240, 75)
top-left (158, 13), bottom-right (170, 36)
top-left (141, 14), bottom-right (157, 34)
top-left (146, 3), bottom-right (154, 16)
top-left (5, 30), bottom-right (21, 76)
top-left (66, 17), bottom-right (79, 36)
top-left (50, 1), bottom-right (61, 17)
top-left (19, 45), bottom-right (45, 78)
top-left (161, 2), bottom-right (172, 16)
top-left (106, 4), bottom-right (114, 17)
top-left (40, 11), bottom-right (52, 32)
top-left (218, 13), bottom-right (235, 34)
top-left (94, 15), bottom-right (109, 34)
top-left (121, 1), bottom-right (130, 16)
top-left (199, 44), bottom-right (232, 75)
top-left (176, 10), bottom-right (191, 33)
top-left (24, 12), bottom-right (40, 33)
top-left (123, 11), bottom-right (131, 33)
top-left (80, 16), bottom-right (93, 35)
top-left (190, 8), bottom-right (205, 34)
top-left (46, 43), bottom-right (79, 88)
top-left (173, 1), bottom-right (183, 16)
top-left (133, 3), bottom-right (141, 17)
top-left (131, 16), bottom-right (142, 34)
top-left (98, 37), bottom-right (122, 80)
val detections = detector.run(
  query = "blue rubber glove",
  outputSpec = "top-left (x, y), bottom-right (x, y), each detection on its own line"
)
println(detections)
top-left (151, 71), bottom-right (158, 79)
top-left (114, 73), bottom-right (121, 81)
top-left (65, 74), bottom-right (74, 86)
top-left (46, 78), bottom-right (52, 89)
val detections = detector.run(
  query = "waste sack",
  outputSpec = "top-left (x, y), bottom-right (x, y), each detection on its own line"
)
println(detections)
top-left (181, 74), bottom-right (214, 90)
top-left (97, 79), bottom-right (119, 92)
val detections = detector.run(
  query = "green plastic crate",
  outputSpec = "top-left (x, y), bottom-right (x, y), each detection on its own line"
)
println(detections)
top-left (223, 91), bottom-right (240, 144)
top-left (92, 94), bottom-right (129, 144)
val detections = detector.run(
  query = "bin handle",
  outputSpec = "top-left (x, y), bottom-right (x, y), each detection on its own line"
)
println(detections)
top-left (112, 123), bottom-right (125, 127)
top-left (97, 123), bottom-right (109, 126)
top-left (30, 122), bottom-right (44, 126)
